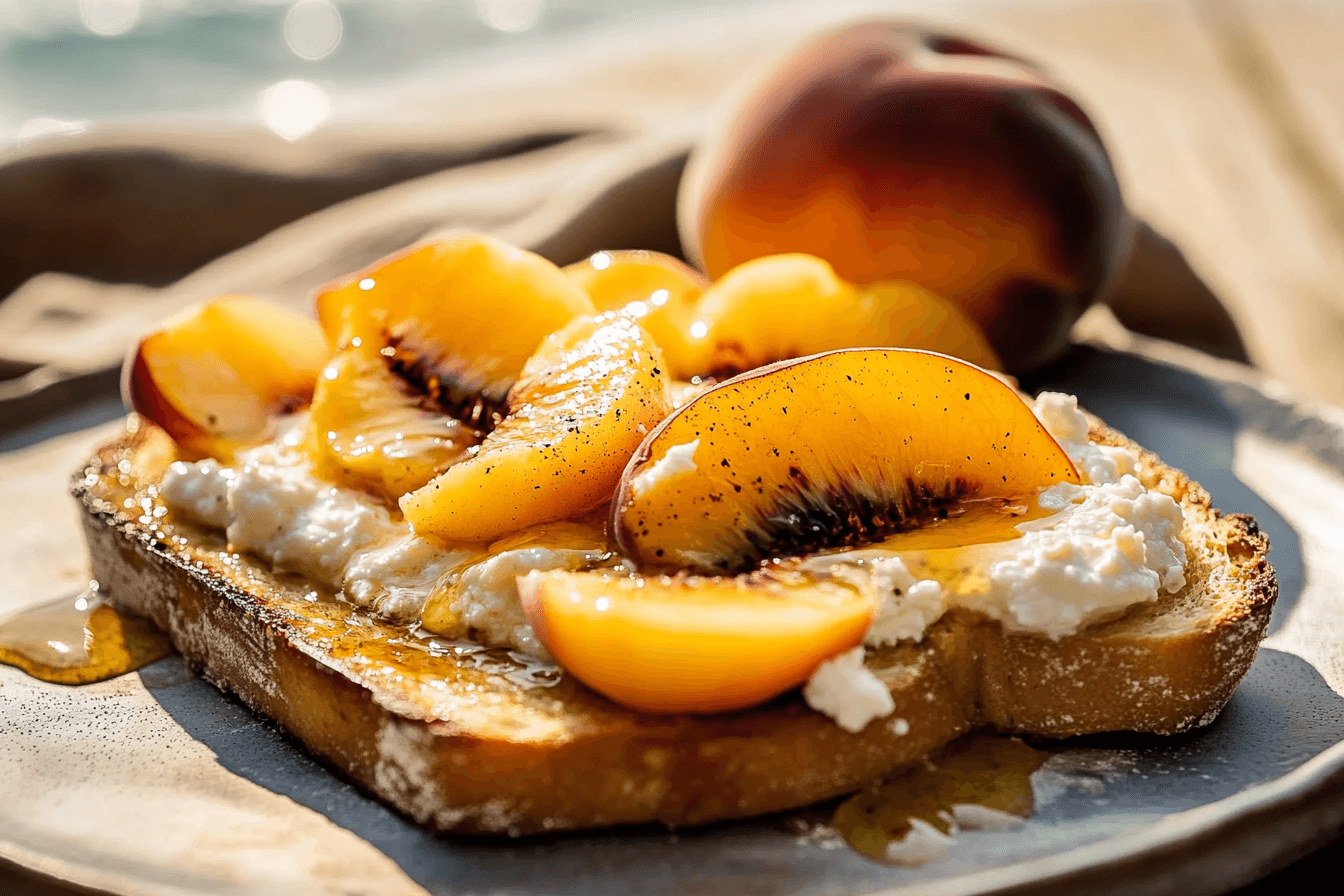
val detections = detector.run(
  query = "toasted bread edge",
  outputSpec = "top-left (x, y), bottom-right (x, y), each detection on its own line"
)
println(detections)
top-left (73, 417), bottom-right (1276, 833)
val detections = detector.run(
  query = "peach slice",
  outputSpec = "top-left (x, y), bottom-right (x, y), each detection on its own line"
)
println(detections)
top-left (563, 250), bottom-right (710, 378)
top-left (695, 254), bottom-right (1001, 375)
top-left (307, 234), bottom-right (595, 499)
top-left (518, 569), bottom-right (875, 713)
top-left (401, 314), bottom-right (672, 543)
top-left (614, 348), bottom-right (1079, 572)
top-left (124, 295), bottom-right (328, 460)
top-left (308, 350), bottom-right (477, 498)
top-left (315, 233), bottom-right (594, 411)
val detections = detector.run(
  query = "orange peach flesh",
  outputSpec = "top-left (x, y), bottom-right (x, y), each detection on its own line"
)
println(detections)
top-left (563, 250), bottom-right (709, 379)
top-left (519, 570), bottom-right (875, 714)
top-left (401, 314), bottom-right (672, 543)
top-left (125, 295), bottom-right (328, 460)
top-left (614, 348), bottom-right (1079, 572)
top-left (307, 350), bottom-right (477, 499)
top-left (314, 234), bottom-right (594, 407)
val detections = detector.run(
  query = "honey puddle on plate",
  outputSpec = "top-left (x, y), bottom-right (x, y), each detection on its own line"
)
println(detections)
top-left (832, 734), bottom-right (1048, 864)
top-left (0, 584), bottom-right (174, 684)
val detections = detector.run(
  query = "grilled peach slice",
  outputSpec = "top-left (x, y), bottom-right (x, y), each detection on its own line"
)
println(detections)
top-left (315, 233), bottom-right (594, 410)
top-left (307, 234), bottom-right (595, 499)
top-left (402, 314), bottom-right (672, 542)
top-left (563, 250), bottom-right (709, 378)
top-left (518, 569), bottom-right (875, 713)
top-left (696, 254), bottom-right (1001, 375)
top-left (614, 349), bottom-right (1079, 572)
top-left (124, 295), bottom-right (327, 460)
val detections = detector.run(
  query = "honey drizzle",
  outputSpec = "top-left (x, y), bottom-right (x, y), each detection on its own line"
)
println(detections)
top-left (831, 734), bottom-right (1047, 864)
top-left (0, 584), bottom-right (174, 685)
top-left (867, 496), bottom-right (1056, 553)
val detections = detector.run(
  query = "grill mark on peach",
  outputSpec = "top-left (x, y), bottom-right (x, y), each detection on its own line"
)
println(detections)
top-left (725, 476), bottom-right (974, 573)
top-left (383, 333), bottom-right (506, 434)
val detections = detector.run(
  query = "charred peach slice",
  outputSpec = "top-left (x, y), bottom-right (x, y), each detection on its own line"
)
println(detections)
top-left (563, 250), bottom-right (709, 378)
top-left (307, 234), bottom-right (595, 499)
top-left (518, 569), bottom-right (875, 713)
top-left (124, 295), bottom-right (327, 460)
top-left (615, 349), bottom-right (1079, 572)
top-left (401, 314), bottom-right (672, 543)
top-left (694, 254), bottom-right (1001, 376)
top-left (315, 233), bottom-right (594, 412)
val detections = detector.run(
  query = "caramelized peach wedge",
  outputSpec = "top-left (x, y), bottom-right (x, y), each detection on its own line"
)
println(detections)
top-left (308, 234), bottom-right (595, 501)
top-left (124, 295), bottom-right (327, 460)
top-left (615, 349), bottom-right (1077, 572)
top-left (400, 313), bottom-right (672, 542)
top-left (519, 569), bottom-right (876, 714)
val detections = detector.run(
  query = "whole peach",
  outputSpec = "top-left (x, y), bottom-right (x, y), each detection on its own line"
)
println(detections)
top-left (679, 22), bottom-right (1132, 372)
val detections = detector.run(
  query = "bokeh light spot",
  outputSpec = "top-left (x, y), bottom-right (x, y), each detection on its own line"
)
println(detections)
top-left (79, 0), bottom-right (140, 37)
top-left (257, 80), bottom-right (332, 141)
top-left (475, 0), bottom-right (543, 33)
top-left (284, 0), bottom-right (343, 61)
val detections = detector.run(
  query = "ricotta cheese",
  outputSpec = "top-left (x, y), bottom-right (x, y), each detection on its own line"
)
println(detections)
top-left (799, 553), bottom-right (944, 646)
top-left (158, 423), bottom-right (476, 624)
top-left (942, 475), bottom-right (1188, 639)
top-left (1032, 391), bottom-right (1139, 486)
top-left (802, 646), bottom-right (895, 733)
top-left (442, 546), bottom-right (626, 658)
top-left (629, 439), bottom-right (699, 498)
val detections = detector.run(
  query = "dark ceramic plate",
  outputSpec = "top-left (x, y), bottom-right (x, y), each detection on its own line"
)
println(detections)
top-left (2, 340), bottom-right (1342, 896)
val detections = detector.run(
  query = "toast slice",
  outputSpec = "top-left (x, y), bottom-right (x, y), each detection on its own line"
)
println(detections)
top-left (74, 415), bottom-right (1276, 836)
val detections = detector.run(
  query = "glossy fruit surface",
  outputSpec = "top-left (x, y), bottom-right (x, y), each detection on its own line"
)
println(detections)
top-left (308, 233), bottom-right (594, 499)
top-left (679, 22), bottom-right (1130, 372)
top-left (315, 234), bottom-right (594, 411)
top-left (307, 350), bottom-right (476, 498)
top-left (519, 569), bottom-right (875, 713)
top-left (124, 295), bottom-right (327, 460)
top-left (402, 314), bottom-right (672, 542)
top-left (614, 348), bottom-right (1079, 572)
top-left (564, 250), bottom-right (709, 378)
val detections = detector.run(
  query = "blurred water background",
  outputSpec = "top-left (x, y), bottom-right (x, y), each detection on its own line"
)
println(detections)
top-left (0, 0), bottom-right (778, 143)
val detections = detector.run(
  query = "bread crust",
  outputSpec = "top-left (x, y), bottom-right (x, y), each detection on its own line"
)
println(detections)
top-left (73, 416), bottom-right (1276, 834)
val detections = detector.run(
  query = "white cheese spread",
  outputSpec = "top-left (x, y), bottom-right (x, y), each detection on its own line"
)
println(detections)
top-left (629, 439), bottom-right (699, 498)
top-left (157, 391), bottom-right (1189, 734)
top-left (441, 545), bottom-right (623, 658)
top-left (159, 419), bottom-right (476, 624)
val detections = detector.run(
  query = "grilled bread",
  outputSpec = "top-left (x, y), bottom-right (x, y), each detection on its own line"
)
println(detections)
top-left (74, 413), bottom-right (1276, 836)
